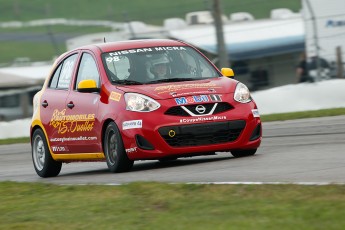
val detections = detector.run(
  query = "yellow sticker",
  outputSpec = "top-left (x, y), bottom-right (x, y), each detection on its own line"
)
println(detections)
top-left (110, 92), bottom-right (122, 101)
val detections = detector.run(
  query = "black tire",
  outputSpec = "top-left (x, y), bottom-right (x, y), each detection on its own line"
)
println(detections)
top-left (231, 149), bottom-right (257, 158)
top-left (31, 129), bottom-right (62, 177)
top-left (103, 122), bottom-right (134, 173)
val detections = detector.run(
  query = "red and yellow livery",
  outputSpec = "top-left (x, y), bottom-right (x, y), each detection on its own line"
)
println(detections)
top-left (30, 39), bottom-right (261, 177)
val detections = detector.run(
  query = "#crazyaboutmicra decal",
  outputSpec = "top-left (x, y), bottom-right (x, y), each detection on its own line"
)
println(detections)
top-left (49, 109), bottom-right (95, 134)
top-left (180, 116), bottom-right (227, 123)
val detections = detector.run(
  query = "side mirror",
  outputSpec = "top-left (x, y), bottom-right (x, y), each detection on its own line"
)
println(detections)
top-left (221, 68), bottom-right (235, 78)
top-left (77, 79), bottom-right (100, 93)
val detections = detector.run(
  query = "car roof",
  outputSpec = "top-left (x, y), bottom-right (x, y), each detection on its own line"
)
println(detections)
top-left (77, 39), bottom-right (189, 53)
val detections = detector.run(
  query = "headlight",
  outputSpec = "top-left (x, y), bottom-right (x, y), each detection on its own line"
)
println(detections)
top-left (234, 82), bottom-right (252, 103)
top-left (124, 93), bottom-right (160, 112)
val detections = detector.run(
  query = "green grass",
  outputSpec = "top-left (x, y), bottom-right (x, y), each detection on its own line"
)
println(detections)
top-left (0, 181), bottom-right (344, 229)
top-left (0, 25), bottom-right (113, 33)
top-left (260, 108), bottom-right (345, 122)
top-left (0, 0), bottom-right (301, 23)
top-left (0, 0), bottom-right (301, 63)
top-left (0, 137), bottom-right (30, 145)
top-left (0, 41), bottom-right (65, 63)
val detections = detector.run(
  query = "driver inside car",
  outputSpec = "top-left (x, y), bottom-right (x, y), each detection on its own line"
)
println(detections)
top-left (147, 54), bottom-right (171, 79)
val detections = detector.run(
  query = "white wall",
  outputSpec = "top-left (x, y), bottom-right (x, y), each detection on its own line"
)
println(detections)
top-left (303, 0), bottom-right (345, 62)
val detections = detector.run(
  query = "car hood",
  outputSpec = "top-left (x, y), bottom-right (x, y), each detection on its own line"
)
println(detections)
top-left (115, 77), bottom-right (238, 100)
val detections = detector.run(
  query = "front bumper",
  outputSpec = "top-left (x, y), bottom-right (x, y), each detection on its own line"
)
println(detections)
top-left (119, 100), bottom-right (262, 160)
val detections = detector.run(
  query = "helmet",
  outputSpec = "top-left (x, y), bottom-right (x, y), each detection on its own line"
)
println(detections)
top-left (147, 54), bottom-right (170, 78)
top-left (150, 54), bottom-right (169, 66)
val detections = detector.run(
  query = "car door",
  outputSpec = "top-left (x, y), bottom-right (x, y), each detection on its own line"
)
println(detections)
top-left (40, 53), bottom-right (78, 154)
top-left (64, 52), bottom-right (102, 153)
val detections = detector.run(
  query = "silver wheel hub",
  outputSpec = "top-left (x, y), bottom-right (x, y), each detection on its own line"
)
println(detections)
top-left (33, 136), bottom-right (45, 171)
top-left (108, 132), bottom-right (118, 165)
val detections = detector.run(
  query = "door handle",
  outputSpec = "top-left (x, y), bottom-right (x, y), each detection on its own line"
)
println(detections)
top-left (67, 102), bottom-right (74, 109)
top-left (41, 100), bottom-right (48, 108)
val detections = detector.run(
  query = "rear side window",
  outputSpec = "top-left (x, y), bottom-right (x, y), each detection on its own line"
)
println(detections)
top-left (49, 65), bottom-right (62, 88)
top-left (49, 54), bottom-right (77, 89)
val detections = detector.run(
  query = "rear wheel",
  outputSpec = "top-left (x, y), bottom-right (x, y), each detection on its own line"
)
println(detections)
top-left (31, 129), bottom-right (62, 177)
top-left (104, 122), bottom-right (134, 173)
top-left (231, 149), bottom-right (257, 158)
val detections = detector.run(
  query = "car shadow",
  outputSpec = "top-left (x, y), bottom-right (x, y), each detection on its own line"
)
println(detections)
top-left (131, 155), bottom-right (234, 172)
top-left (58, 153), bottom-right (241, 177)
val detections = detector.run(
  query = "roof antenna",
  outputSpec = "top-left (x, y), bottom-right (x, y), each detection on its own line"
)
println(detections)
top-left (103, 37), bottom-right (106, 43)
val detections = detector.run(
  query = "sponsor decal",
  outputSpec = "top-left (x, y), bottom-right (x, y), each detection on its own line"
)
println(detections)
top-left (326, 19), bottom-right (345, 28)
top-left (125, 147), bottom-right (138, 153)
top-left (180, 116), bottom-right (227, 123)
top-left (109, 92), bottom-right (122, 101)
top-left (169, 90), bottom-right (215, 98)
top-left (175, 94), bottom-right (222, 105)
top-left (252, 109), bottom-right (260, 117)
top-left (50, 136), bottom-right (97, 143)
top-left (123, 120), bottom-right (142, 130)
top-left (155, 83), bottom-right (221, 94)
top-left (49, 109), bottom-right (95, 134)
top-left (51, 146), bottom-right (69, 152)
top-left (107, 47), bottom-right (187, 60)
top-left (209, 94), bottom-right (222, 102)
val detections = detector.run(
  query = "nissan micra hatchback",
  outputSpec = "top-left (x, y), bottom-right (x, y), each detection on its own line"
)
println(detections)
top-left (31, 39), bottom-right (262, 177)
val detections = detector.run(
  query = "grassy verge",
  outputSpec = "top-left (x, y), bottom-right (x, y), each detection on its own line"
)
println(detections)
top-left (0, 41), bottom-right (66, 63)
top-left (1, 108), bottom-right (345, 145)
top-left (0, 137), bottom-right (30, 145)
top-left (0, 181), bottom-right (344, 229)
top-left (260, 108), bottom-right (345, 122)
top-left (0, 0), bottom-right (301, 24)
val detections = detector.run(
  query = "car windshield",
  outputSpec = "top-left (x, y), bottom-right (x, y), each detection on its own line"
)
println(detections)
top-left (102, 46), bottom-right (220, 85)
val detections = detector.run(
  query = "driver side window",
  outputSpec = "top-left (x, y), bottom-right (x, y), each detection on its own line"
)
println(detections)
top-left (75, 53), bottom-right (100, 89)
top-left (104, 56), bottom-right (130, 80)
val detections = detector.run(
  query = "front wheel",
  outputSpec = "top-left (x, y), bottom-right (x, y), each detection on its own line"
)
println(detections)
top-left (31, 129), bottom-right (62, 177)
top-left (103, 122), bottom-right (134, 173)
top-left (231, 149), bottom-right (257, 158)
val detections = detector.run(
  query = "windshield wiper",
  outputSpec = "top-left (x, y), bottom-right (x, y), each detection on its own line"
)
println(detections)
top-left (148, 78), bottom-right (196, 84)
top-left (111, 79), bottom-right (143, 85)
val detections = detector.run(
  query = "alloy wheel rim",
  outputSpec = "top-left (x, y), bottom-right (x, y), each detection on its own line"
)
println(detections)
top-left (108, 130), bottom-right (118, 165)
top-left (33, 135), bottom-right (45, 171)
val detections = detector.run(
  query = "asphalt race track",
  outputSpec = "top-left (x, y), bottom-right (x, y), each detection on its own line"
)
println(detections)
top-left (1, 115), bottom-right (345, 185)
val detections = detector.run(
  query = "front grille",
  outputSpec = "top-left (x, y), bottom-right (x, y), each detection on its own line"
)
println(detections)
top-left (165, 102), bottom-right (233, 117)
top-left (158, 120), bottom-right (245, 147)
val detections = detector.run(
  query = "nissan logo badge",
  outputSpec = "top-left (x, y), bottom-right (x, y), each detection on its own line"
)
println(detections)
top-left (195, 105), bottom-right (206, 114)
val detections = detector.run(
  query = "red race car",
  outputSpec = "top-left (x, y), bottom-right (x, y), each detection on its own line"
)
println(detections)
top-left (30, 39), bottom-right (261, 177)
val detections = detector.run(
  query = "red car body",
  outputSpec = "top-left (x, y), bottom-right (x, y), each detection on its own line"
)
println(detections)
top-left (30, 39), bottom-right (261, 177)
